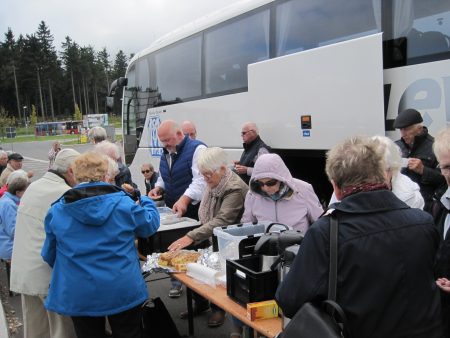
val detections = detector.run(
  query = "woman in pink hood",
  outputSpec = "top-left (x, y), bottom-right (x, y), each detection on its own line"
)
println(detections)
top-left (241, 153), bottom-right (323, 234)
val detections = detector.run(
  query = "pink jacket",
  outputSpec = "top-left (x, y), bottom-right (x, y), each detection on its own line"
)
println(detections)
top-left (241, 154), bottom-right (323, 234)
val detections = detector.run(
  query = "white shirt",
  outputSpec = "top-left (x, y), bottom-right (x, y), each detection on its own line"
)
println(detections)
top-left (155, 144), bottom-right (207, 203)
top-left (440, 186), bottom-right (450, 240)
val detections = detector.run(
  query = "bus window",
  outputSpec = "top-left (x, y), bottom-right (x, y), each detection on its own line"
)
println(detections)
top-left (204, 9), bottom-right (270, 95)
top-left (385, 0), bottom-right (450, 63)
top-left (152, 35), bottom-right (201, 101)
top-left (275, 0), bottom-right (379, 56)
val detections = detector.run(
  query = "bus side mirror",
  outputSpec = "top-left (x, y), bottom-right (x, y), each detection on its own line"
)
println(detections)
top-left (109, 77), bottom-right (128, 96)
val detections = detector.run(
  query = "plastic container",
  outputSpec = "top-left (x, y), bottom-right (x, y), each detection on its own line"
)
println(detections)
top-left (226, 255), bottom-right (279, 306)
top-left (213, 223), bottom-right (265, 269)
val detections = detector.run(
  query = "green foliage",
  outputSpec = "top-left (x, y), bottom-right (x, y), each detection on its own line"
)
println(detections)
top-left (30, 104), bottom-right (38, 126)
top-left (73, 103), bottom-right (82, 121)
top-left (0, 106), bottom-right (13, 139)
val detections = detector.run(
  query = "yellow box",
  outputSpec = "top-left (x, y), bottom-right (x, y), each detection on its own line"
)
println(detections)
top-left (246, 300), bottom-right (279, 321)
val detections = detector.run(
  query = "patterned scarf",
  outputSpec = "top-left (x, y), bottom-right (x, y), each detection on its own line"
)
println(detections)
top-left (341, 183), bottom-right (389, 199)
top-left (198, 168), bottom-right (233, 224)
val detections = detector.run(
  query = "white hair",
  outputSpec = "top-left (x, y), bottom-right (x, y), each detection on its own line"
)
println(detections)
top-left (7, 169), bottom-right (29, 194)
top-left (94, 141), bottom-right (120, 161)
top-left (371, 136), bottom-right (402, 175)
top-left (51, 148), bottom-right (80, 173)
top-left (88, 126), bottom-right (107, 143)
top-left (197, 147), bottom-right (228, 172)
top-left (434, 127), bottom-right (450, 162)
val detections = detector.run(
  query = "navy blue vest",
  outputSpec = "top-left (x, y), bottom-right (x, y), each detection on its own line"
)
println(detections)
top-left (160, 136), bottom-right (206, 207)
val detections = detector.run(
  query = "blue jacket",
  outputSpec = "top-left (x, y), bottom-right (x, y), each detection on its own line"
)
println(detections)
top-left (0, 192), bottom-right (20, 260)
top-left (41, 182), bottom-right (160, 316)
top-left (160, 135), bottom-right (205, 207)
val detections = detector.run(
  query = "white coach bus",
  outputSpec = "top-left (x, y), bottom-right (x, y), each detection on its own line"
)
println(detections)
top-left (110, 0), bottom-right (450, 201)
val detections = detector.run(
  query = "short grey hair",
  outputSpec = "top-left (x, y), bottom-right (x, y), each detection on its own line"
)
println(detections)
top-left (197, 147), bottom-right (228, 172)
top-left (94, 141), bottom-right (120, 161)
top-left (106, 156), bottom-right (119, 180)
top-left (88, 126), bottom-right (107, 143)
top-left (51, 148), bottom-right (80, 174)
top-left (7, 169), bottom-right (29, 195)
top-left (0, 151), bottom-right (7, 159)
top-left (326, 136), bottom-right (386, 189)
top-left (433, 127), bottom-right (450, 162)
top-left (371, 136), bottom-right (402, 175)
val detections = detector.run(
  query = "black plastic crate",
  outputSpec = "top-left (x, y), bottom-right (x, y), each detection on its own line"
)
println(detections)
top-left (226, 255), bottom-right (278, 307)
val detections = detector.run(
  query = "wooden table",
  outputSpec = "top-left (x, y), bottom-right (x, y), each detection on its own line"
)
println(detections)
top-left (174, 273), bottom-right (282, 338)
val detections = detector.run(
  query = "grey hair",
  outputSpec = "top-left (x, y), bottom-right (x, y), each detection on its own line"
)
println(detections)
top-left (326, 136), bottom-right (386, 189)
top-left (242, 122), bottom-right (259, 134)
top-left (106, 156), bottom-right (119, 180)
top-left (7, 169), bottom-right (29, 195)
top-left (94, 141), bottom-right (120, 161)
top-left (197, 147), bottom-right (228, 172)
top-left (0, 150), bottom-right (7, 158)
top-left (88, 126), bottom-right (107, 143)
top-left (371, 136), bottom-right (402, 175)
top-left (51, 148), bottom-right (80, 174)
top-left (433, 127), bottom-right (450, 162)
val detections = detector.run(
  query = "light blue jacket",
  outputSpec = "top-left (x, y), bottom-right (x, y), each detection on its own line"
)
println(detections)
top-left (0, 192), bottom-right (20, 260)
top-left (41, 182), bottom-right (160, 316)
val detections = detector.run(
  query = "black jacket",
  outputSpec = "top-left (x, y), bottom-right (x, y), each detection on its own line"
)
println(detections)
top-left (238, 135), bottom-right (270, 184)
top-left (432, 186), bottom-right (450, 337)
top-left (276, 190), bottom-right (442, 338)
top-left (395, 128), bottom-right (445, 212)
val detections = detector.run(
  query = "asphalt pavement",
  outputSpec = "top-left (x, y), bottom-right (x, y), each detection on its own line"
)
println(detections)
top-left (0, 138), bottom-right (235, 338)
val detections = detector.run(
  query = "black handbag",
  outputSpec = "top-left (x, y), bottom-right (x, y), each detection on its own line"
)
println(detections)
top-left (142, 297), bottom-right (181, 338)
top-left (277, 215), bottom-right (350, 338)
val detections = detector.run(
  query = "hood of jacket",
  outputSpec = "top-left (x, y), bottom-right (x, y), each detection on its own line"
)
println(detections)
top-left (55, 182), bottom-right (129, 226)
top-left (249, 153), bottom-right (295, 193)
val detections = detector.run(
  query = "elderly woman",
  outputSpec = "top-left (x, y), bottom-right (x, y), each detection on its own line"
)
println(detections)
top-left (276, 136), bottom-right (442, 338)
top-left (241, 153), bottom-right (323, 233)
top-left (329, 136), bottom-right (424, 209)
top-left (0, 170), bottom-right (29, 261)
top-left (41, 152), bottom-right (160, 338)
top-left (168, 147), bottom-right (248, 328)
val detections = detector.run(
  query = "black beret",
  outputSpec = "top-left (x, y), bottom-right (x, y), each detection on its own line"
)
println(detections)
top-left (8, 153), bottom-right (23, 161)
top-left (393, 109), bottom-right (423, 129)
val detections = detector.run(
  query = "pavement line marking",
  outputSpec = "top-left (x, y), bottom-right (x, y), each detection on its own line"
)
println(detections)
top-left (23, 156), bottom-right (48, 164)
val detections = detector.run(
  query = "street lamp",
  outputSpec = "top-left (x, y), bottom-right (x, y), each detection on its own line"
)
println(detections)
top-left (23, 106), bottom-right (27, 127)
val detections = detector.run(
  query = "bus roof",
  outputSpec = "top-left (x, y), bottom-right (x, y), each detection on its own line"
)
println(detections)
top-left (128, 0), bottom-right (274, 67)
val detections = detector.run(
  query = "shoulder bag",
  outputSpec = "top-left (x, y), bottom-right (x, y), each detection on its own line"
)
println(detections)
top-left (277, 214), bottom-right (350, 338)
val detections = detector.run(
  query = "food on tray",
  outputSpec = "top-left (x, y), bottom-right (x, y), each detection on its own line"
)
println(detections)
top-left (158, 250), bottom-right (201, 271)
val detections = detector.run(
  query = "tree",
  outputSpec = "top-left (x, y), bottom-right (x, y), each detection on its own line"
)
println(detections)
top-left (30, 104), bottom-right (37, 126)
top-left (0, 106), bottom-right (13, 139)
top-left (73, 103), bottom-right (82, 121)
top-left (111, 50), bottom-right (128, 80)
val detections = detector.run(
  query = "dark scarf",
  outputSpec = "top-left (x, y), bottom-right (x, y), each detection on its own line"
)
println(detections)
top-left (341, 183), bottom-right (389, 199)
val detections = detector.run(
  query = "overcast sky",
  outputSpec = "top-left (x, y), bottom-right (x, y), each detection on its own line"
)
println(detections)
top-left (0, 0), bottom-right (242, 59)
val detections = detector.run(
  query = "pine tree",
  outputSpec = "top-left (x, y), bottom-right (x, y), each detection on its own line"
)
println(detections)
top-left (73, 103), bottom-right (82, 121)
top-left (30, 104), bottom-right (38, 125)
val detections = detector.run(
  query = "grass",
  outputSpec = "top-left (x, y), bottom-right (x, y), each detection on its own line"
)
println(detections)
top-left (0, 134), bottom-right (79, 144)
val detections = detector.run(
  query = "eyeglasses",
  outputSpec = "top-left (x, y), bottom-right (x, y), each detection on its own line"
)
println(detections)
top-left (141, 170), bottom-right (152, 174)
top-left (256, 179), bottom-right (278, 187)
top-left (438, 164), bottom-right (450, 174)
top-left (241, 130), bottom-right (255, 136)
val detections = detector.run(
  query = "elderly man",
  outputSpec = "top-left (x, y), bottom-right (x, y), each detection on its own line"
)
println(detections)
top-left (88, 126), bottom-right (107, 144)
top-left (432, 127), bottom-right (450, 337)
top-left (393, 108), bottom-right (445, 212)
top-left (10, 149), bottom-right (80, 338)
top-left (276, 136), bottom-right (443, 338)
top-left (0, 153), bottom-right (33, 186)
top-left (234, 122), bottom-right (270, 184)
top-left (149, 120), bottom-right (206, 298)
top-left (0, 150), bottom-right (8, 175)
top-left (181, 120), bottom-right (197, 140)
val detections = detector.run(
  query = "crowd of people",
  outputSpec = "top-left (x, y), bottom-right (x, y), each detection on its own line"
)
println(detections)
top-left (0, 108), bottom-right (448, 338)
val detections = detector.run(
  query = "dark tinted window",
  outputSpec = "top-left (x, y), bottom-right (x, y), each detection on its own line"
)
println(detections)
top-left (204, 9), bottom-right (270, 94)
top-left (151, 36), bottom-right (202, 101)
top-left (384, 0), bottom-right (450, 64)
top-left (275, 0), bottom-right (380, 56)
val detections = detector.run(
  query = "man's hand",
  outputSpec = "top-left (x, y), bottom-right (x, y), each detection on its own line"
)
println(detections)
top-left (407, 158), bottom-right (424, 175)
top-left (148, 187), bottom-right (163, 200)
top-left (172, 195), bottom-right (191, 217)
top-left (168, 235), bottom-right (194, 251)
top-left (27, 171), bottom-right (34, 178)
top-left (234, 164), bottom-right (248, 175)
top-left (436, 278), bottom-right (450, 293)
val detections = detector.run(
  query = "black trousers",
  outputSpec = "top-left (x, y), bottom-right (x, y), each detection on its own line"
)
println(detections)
top-left (71, 304), bottom-right (142, 338)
